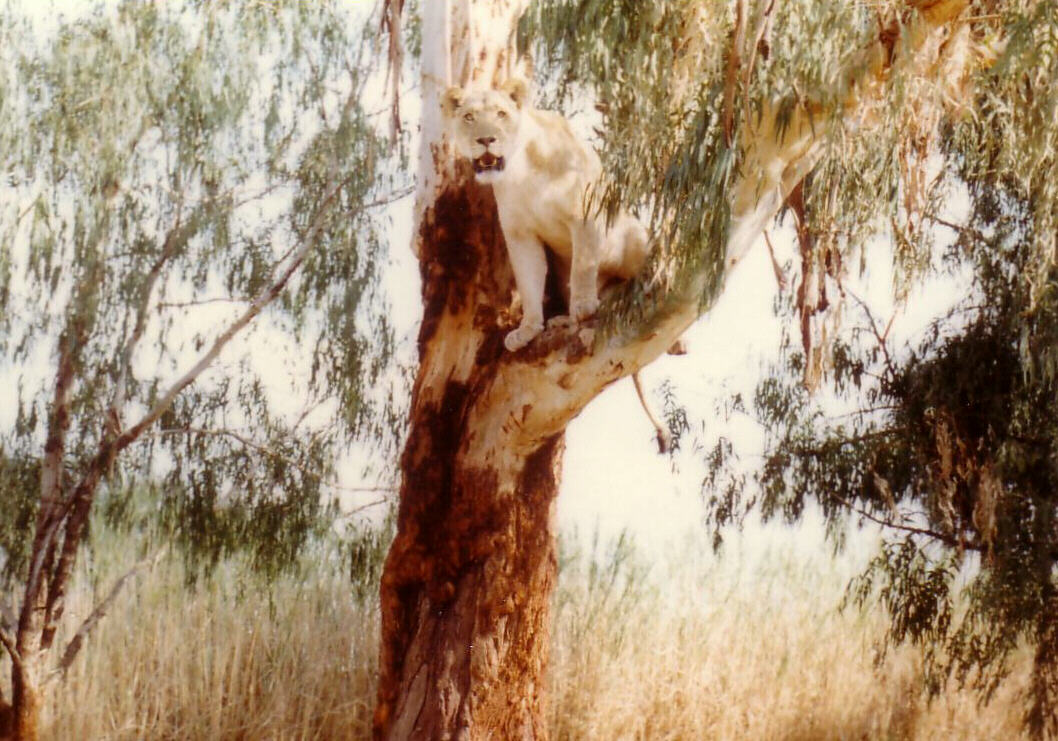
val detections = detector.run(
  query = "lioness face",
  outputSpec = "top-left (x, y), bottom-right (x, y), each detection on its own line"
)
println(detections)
top-left (442, 80), bottom-right (528, 184)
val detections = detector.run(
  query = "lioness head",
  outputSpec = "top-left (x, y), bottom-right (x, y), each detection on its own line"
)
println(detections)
top-left (442, 79), bottom-right (528, 183)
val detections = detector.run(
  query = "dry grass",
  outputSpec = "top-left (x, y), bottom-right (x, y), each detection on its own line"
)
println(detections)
top-left (2, 525), bottom-right (1030, 740)
top-left (547, 534), bottom-right (1029, 740)
top-left (37, 548), bottom-right (378, 740)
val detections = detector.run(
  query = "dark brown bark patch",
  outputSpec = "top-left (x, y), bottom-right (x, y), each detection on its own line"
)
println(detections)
top-left (418, 175), bottom-right (511, 354)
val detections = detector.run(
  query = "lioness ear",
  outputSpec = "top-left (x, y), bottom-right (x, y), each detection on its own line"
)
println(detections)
top-left (441, 87), bottom-right (466, 117)
top-left (502, 78), bottom-right (529, 109)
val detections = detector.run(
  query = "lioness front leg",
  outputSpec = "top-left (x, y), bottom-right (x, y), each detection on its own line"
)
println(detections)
top-left (504, 233), bottom-right (547, 351)
top-left (569, 220), bottom-right (602, 322)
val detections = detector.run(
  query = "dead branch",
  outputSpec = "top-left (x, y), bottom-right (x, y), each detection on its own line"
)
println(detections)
top-left (47, 547), bottom-right (169, 685)
top-left (742, 0), bottom-right (776, 126)
top-left (762, 229), bottom-right (787, 290)
top-left (631, 372), bottom-right (671, 454)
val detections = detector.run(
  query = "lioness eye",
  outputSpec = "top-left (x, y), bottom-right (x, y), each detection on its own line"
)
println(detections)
top-left (463, 113), bottom-right (474, 122)
top-left (497, 110), bottom-right (507, 119)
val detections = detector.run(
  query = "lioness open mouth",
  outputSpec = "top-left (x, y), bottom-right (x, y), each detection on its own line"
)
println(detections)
top-left (473, 153), bottom-right (505, 174)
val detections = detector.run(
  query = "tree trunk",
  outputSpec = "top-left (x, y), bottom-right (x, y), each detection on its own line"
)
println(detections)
top-left (374, 1), bottom-right (973, 737)
top-left (10, 671), bottom-right (39, 741)
top-left (375, 163), bottom-right (564, 737)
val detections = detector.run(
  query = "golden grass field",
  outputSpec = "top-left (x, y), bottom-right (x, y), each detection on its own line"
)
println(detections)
top-left (4, 522), bottom-right (1031, 740)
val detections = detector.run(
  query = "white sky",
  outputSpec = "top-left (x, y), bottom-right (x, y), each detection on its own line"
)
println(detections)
top-left (4, 0), bottom-right (971, 567)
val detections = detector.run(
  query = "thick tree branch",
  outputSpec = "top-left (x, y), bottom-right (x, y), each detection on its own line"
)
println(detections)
top-left (478, 0), bottom-right (975, 453)
top-left (19, 310), bottom-right (89, 658)
top-left (41, 195), bottom-right (233, 648)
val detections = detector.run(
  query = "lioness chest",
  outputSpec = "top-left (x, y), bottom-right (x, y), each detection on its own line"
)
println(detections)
top-left (492, 110), bottom-right (601, 261)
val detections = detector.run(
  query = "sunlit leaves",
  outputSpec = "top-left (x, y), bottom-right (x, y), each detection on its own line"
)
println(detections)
top-left (0, 1), bottom-right (397, 582)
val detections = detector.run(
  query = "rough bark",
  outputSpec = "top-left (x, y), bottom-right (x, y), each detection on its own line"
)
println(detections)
top-left (374, 1), bottom-right (975, 738)
top-left (9, 672), bottom-right (38, 741)
top-left (375, 168), bottom-right (559, 738)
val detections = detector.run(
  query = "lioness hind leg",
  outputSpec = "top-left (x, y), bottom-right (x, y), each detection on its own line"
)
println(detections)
top-left (569, 220), bottom-right (602, 322)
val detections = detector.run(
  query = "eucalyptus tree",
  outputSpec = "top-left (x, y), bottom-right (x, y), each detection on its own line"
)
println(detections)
top-left (375, 1), bottom-right (997, 738)
top-left (0, 3), bottom-right (397, 738)
top-left (706, 5), bottom-right (1058, 734)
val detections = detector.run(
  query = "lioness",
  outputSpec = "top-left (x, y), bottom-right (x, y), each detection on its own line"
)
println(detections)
top-left (443, 79), bottom-right (649, 352)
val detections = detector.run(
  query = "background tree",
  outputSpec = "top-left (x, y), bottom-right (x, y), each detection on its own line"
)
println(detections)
top-left (705, 5), bottom-right (1058, 733)
top-left (375, 0), bottom-right (993, 738)
top-left (0, 3), bottom-right (399, 738)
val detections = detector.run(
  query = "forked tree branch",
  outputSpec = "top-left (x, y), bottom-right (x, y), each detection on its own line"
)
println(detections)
top-left (0, 626), bottom-right (23, 675)
top-left (116, 180), bottom-right (344, 452)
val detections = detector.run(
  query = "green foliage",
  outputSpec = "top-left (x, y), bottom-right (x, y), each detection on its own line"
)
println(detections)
top-left (685, 3), bottom-right (1058, 735)
top-left (0, 453), bottom-right (38, 586)
top-left (523, 0), bottom-right (734, 321)
top-left (0, 1), bottom-right (402, 587)
top-left (520, 1), bottom-right (924, 339)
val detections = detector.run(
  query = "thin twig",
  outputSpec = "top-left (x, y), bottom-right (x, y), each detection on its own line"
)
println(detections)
top-left (762, 229), bottom-right (788, 290)
top-left (828, 490), bottom-right (980, 553)
top-left (151, 427), bottom-right (398, 496)
top-left (156, 296), bottom-right (250, 311)
top-left (47, 547), bottom-right (169, 685)
top-left (338, 497), bottom-right (393, 517)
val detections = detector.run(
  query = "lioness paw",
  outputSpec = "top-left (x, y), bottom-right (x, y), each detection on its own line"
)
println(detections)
top-left (570, 297), bottom-right (599, 323)
top-left (504, 323), bottom-right (543, 352)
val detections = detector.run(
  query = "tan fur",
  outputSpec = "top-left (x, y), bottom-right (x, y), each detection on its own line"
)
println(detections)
top-left (443, 81), bottom-right (649, 352)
